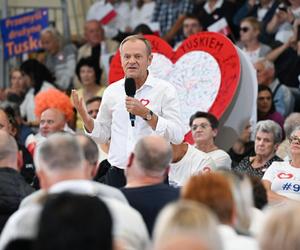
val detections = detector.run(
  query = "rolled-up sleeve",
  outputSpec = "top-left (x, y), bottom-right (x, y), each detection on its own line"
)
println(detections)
top-left (155, 86), bottom-right (185, 144)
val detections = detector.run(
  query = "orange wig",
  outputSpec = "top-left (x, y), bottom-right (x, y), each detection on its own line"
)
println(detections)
top-left (35, 88), bottom-right (74, 122)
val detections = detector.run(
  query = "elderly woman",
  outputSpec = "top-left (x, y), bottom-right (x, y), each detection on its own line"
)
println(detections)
top-left (233, 120), bottom-right (283, 179)
top-left (262, 126), bottom-right (300, 203)
top-left (41, 27), bottom-right (77, 91)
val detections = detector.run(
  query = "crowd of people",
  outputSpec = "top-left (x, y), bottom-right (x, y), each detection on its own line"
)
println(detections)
top-left (1, 0), bottom-right (300, 249)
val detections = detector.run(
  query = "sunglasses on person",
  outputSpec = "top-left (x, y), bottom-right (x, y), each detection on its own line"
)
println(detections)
top-left (288, 135), bottom-right (300, 145)
top-left (240, 26), bottom-right (250, 33)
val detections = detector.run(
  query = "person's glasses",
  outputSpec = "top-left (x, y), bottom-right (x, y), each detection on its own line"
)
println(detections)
top-left (289, 135), bottom-right (300, 145)
top-left (240, 26), bottom-right (250, 33)
top-left (191, 123), bottom-right (211, 131)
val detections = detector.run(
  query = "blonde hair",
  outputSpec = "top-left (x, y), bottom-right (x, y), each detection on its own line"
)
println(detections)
top-left (259, 202), bottom-right (300, 250)
top-left (153, 201), bottom-right (222, 250)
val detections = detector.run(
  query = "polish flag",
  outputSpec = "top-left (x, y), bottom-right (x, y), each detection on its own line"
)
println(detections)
top-left (86, 2), bottom-right (117, 25)
top-left (207, 17), bottom-right (231, 36)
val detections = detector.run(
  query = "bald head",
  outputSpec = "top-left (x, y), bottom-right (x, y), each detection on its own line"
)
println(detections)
top-left (134, 135), bottom-right (172, 175)
top-left (39, 108), bottom-right (66, 137)
top-left (0, 130), bottom-right (18, 169)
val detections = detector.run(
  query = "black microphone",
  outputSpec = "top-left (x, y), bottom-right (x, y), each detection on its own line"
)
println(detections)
top-left (124, 78), bottom-right (136, 127)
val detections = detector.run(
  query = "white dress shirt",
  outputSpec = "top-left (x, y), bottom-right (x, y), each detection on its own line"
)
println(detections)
top-left (86, 73), bottom-right (185, 169)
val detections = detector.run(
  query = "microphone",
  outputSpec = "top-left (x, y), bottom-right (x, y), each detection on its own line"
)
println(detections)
top-left (124, 77), bottom-right (136, 127)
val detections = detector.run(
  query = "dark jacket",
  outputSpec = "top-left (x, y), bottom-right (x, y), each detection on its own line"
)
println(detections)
top-left (0, 167), bottom-right (34, 234)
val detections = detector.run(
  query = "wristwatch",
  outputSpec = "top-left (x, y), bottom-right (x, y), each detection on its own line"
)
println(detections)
top-left (143, 110), bottom-right (153, 121)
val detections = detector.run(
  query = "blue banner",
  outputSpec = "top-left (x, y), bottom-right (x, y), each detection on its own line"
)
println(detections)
top-left (0, 8), bottom-right (49, 59)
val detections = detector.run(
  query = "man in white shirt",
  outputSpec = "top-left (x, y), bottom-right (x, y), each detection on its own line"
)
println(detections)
top-left (72, 34), bottom-right (184, 187)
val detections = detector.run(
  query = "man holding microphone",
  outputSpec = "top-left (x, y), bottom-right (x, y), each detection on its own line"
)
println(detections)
top-left (72, 34), bottom-right (184, 187)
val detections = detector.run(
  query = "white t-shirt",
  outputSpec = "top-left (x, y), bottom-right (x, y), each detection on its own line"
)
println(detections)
top-left (169, 145), bottom-right (216, 187)
top-left (262, 161), bottom-right (300, 201)
top-left (207, 149), bottom-right (231, 169)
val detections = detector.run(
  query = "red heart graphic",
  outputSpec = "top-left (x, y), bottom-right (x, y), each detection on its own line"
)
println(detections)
top-left (109, 33), bottom-right (240, 142)
top-left (140, 99), bottom-right (150, 106)
top-left (277, 173), bottom-right (294, 179)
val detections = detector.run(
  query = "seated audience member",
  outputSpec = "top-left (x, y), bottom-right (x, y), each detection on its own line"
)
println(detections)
top-left (86, 96), bottom-right (102, 120)
top-left (87, 0), bottom-right (131, 41)
top-left (152, 201), bottom-right (222, 250)
top-left (20, 59), bottom-right (56, 126)
top-left (169, 141), bottom-right (216, 187)
top-left (257, 85), bottom-right (284, 129)
top-left (0, 105), bottom-right (35, 185)
top-left (85, 96), bottom-right (109, 161)
top-left (228, 122), bottom-right (254, 168)
top-left (190, 111), bottom-right (232, 169)
top-left (262, 126), bottom-right (300, 204)
top-left (132, 24), bottom-right (154, 35)
top-left (121, 135), bottom-right (179, 235)
top-left (174, 14), bottom-right (203, 49)
top-left (34, 192), bottom-right (113, 250)
top-left (33, 88), bottom-right (74, 145)
top-left (254, 58), bottom-right (294, 117)
top-left (4, 68), bottom-right (28, 104)
top-left (0, 131), bottom-right (34, 234)
top-left (259, 202), bottom-right (300, 250)
top-left (40, 27), bottom-right (77, 91)
top-left (181, 172), bottom-right (259, 250)
top-left (277, 112), bottom-right (300, 160)
top-left (0, 133), bottom-right (148, 250)
top-left (233, 120), bottom-right (283, 179)
top-left (77, 20), bottom-right (119, 86)
top-left (237, 17), bottom-right (271, 63)
top-left (74, 57), bottom-right (105, 130)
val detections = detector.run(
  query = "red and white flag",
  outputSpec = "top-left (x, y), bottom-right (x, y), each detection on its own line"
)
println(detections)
top-left (86, 2), bottom-right (117, 25)
top-left (207, 17), bottom-right (231, 36)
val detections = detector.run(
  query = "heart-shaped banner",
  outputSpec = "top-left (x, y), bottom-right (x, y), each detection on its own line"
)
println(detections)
top-left (109, 33), bottom-right (240, 138)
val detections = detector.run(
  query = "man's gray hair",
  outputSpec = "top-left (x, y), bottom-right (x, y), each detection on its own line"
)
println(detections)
top-left (134, 136), bottom-right (172, 176)
top-left (284, 113), bottom-right (300, 138)
top-left (35, 133), bottom-right (84, 171)
top-left (255, 120), bottom-right (282, 144)
top-left (75, 134), bottom-right (99, 165)
top-left (255, 57), bottom-right (274, 70)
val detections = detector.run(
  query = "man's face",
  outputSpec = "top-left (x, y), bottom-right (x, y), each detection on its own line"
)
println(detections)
top-left (183, 18), bottom-right (202, 38)
top-left (39, 109), bottom-right (66, 137)
top-left (84, 21), bottom-right (103, 46)
top-left (87, 100), bottom-right (101, 119)
top-left (41, 32), bottom-right (59, 55)
top-left (120, 39), bottom-right (152, 82)
top-left (191, 117), bottom-right (217, 144)
top-left (254, 62), bottom-right (273, 85)
top-left (257, 90), bottom-right (272, 114)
